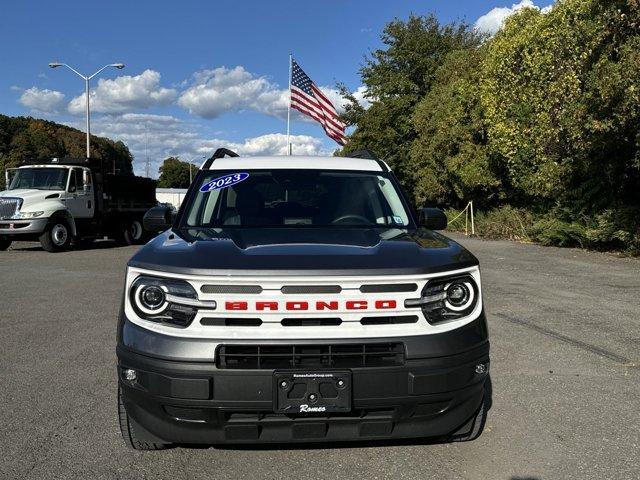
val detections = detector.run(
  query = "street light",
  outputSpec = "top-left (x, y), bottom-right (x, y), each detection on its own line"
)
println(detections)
top-left (49, 62), bottom-right (125, 159)
top-left (188, 156), bottom-right (205, 184)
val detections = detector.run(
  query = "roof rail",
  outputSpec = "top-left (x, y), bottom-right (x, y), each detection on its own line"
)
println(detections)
top-left (201, 148), bottom-right (239, 170)
top-left (347, 149), bottom-right (389, 172)
top-left (348, 149), bottom-right (378, 160)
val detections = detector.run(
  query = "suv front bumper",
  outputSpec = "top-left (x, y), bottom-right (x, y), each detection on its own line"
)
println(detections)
top-left (117, 314), bottom-right (489, 444)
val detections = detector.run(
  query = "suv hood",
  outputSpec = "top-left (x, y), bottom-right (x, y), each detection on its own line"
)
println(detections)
top-left (129, 227), bottom-right (478, 276)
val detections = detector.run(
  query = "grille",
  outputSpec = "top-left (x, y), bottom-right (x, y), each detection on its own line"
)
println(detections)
top-left (281, 318), bottom-right (342, 326)
top-left (216, 343), bottom-right (405, 369)
top-left (359, 283), bottom-right (418, 293)
top-left (200, 318), bottom-right (262, 327)
top-left (281, 285), bottom-right (342, 294)
top-left (201, 285), bottom-right (263, 294)
top-left (0, 198), bottom-right (20, 220)
top-left (360, 315), bottom-right (419, 325)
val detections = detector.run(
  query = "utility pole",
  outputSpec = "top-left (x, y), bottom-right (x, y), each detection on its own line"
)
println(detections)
top-left (145, 122), bottom-right (150, 178)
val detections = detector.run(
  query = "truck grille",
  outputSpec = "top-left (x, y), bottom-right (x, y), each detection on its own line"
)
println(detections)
top-left (216, 343), bottom-right (405, 369)
top-left (0, 198), bottom-right (20, 220)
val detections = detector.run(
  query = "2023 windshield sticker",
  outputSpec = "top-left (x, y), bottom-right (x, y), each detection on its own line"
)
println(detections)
top-left (200, 172), bottom-right (250, 192)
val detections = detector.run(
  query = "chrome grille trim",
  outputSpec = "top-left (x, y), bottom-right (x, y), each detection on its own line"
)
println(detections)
top-left (0, 198), bottom-right (21, 220)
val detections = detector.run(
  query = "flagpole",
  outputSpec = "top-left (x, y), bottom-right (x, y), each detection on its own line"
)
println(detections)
top-left (286, 53), bottom-right (292, 156)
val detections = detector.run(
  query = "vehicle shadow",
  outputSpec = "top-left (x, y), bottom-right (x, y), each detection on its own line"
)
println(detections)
top-left (8, 240), bottom-right (136, 252)
top-left (184, 375), bottom-right (494, 452)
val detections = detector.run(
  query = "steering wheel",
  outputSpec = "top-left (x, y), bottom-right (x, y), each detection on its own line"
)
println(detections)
top-left (330, 214), bottom-right (372, 225)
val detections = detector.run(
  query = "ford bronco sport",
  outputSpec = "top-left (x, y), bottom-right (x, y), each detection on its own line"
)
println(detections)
top-left (116, 149), bottom-right (490, 449)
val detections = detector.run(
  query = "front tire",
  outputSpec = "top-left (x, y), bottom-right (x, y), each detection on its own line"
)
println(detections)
top-left (39, 220), bottom-right (72, 252)
top-left (118, 387), bottom-right (167, 450)
top-left (0, 237), bottom-right (12, 251)
top-left (116, 220), bottom-right (144, 246)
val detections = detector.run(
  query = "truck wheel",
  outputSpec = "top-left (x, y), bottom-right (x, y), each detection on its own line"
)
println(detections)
top-left (116, 220), bottom-right (144, 246)
top-left (0, 237), bottom-right (12, 251)
top-left (118, 387), bottom-right (167, 450)
top-left (39, 221), bottom-right (72, 252)
top-left (127, 220), bottom-right (145, 244)
top-left (448, 394), bottom-right (487, 442)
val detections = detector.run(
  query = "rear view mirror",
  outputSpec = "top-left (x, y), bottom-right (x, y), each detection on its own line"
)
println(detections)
top-left (143, 205), bottom-right (174, 233)
top-left (418, 208), bottom-right (447, 230)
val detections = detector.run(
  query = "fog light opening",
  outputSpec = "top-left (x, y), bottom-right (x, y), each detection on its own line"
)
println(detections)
top-left (124, 368), bottom-right (137, 382)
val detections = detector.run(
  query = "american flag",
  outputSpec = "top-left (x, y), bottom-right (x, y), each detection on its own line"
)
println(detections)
top-left (290, 59), bottom-right (347, 145)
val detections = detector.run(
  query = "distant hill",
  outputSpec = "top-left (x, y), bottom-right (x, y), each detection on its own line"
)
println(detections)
top-left (0, 114), bottom-right (134, 189)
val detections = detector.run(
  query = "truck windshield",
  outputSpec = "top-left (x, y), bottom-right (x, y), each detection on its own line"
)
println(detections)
top-left (9, 168), bottom-right (68, 191)
top-left (183, 170), bottom-right (412, 228)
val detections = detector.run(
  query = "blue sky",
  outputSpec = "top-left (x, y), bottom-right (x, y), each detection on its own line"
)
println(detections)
top-left (0, 0), bottom-right (553, 176)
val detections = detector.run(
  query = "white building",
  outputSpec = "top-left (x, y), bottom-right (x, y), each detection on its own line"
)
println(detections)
top-left (156, 188), bottom-right (188, 209)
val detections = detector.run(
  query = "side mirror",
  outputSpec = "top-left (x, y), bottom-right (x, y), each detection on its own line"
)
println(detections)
top-left (143, 205), bottom-right (174, 233)
top-left (82, 170), bottom-right (92, 192)
top-left (418, 208), bottom-right (447, 230)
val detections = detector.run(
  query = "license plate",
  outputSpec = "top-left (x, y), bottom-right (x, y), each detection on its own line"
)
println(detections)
top-left (273, 371), bottom-right (351, 414)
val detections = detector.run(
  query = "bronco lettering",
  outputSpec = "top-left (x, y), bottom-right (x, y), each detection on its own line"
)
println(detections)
top-left (221, 299), bottom-right (397, 311)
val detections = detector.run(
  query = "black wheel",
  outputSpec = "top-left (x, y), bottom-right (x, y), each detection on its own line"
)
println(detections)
top-left (116, 220), bottom-right (144, 246)
top-left (0, 237), bottom-right (11, 251)
top-left (449, 394), bottom-right (488, 442)
top-left (118, 386), bottom-right (167, 450)
top-left (39, 220), bottom-right (72, 252)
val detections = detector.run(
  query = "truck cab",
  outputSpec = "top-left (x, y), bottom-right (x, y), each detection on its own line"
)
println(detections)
top-left (1, 158), bottom-right (156, 252)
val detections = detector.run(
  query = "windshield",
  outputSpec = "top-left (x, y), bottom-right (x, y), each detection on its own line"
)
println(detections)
top-left (183, 170), bottom-right (412, 228)
top-left (9, 168), bottom-right (69, 191)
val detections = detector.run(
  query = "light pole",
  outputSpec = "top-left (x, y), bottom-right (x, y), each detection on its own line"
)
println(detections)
top-left (188, 156), bottom-right (204, 184)
top-left (49, 62), bottom-right (125, 159)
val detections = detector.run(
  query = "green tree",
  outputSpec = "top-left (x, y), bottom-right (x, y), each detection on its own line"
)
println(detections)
top-left (410, 47), bottom-right (502, 208)
top-left (157, 157), bottom-right (196, 188)
top-left (480, 0), bottom-right (640, 210)
top-left (339, 15), bottom-right (483, 192)
top-left (0, 114), bottom-right (134, 189)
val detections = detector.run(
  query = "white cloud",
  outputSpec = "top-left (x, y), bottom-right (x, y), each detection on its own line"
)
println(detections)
top-left (178, 66), bottom-right (287, 119)
top-left (18, 87), bottom-right (66, 113)
top-left (475, 0), bottom-right (553, 36)
top-left (178, 66), bottom-right (369, 120)
top-left (320, 85), bottom-right (371, 111)
top-left (83, 113), bottom-right (326, 176)
top-left (198, 133), bottom-right (324, 157)
top-left (68, 69), bottom-right (177, 114)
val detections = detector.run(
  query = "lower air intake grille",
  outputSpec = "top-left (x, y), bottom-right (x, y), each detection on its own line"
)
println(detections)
top-left (216, 343), bottom-right (405, 369)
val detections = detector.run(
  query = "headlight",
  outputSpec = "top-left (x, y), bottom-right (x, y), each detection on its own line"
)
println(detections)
top-left (12, 211), bottom-right (45, 219)
top-left (130, 275), bottom-right (216, 327)
top-left (405, 274), bottom-right (479, 324)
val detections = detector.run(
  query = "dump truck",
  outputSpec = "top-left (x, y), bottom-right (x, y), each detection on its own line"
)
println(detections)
top-left (0, 157), bottom-right (156, 251)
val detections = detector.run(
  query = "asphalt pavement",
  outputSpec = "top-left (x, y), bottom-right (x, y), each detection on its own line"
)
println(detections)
top-left (0, 235), bottom-right (638, 480)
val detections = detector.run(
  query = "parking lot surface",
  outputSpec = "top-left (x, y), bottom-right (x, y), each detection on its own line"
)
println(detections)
top-left (0, 235), bottom-right (638, 480)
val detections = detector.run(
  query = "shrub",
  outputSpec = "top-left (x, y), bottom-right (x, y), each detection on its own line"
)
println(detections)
top-left (445, 205), bottom-right (532, 241)
top-left (585, 208), bottom-right (640, 255)
top-left (528, 217), bottom-right (588, 248)
top-left (445, 205), bottom-right (640, 256)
